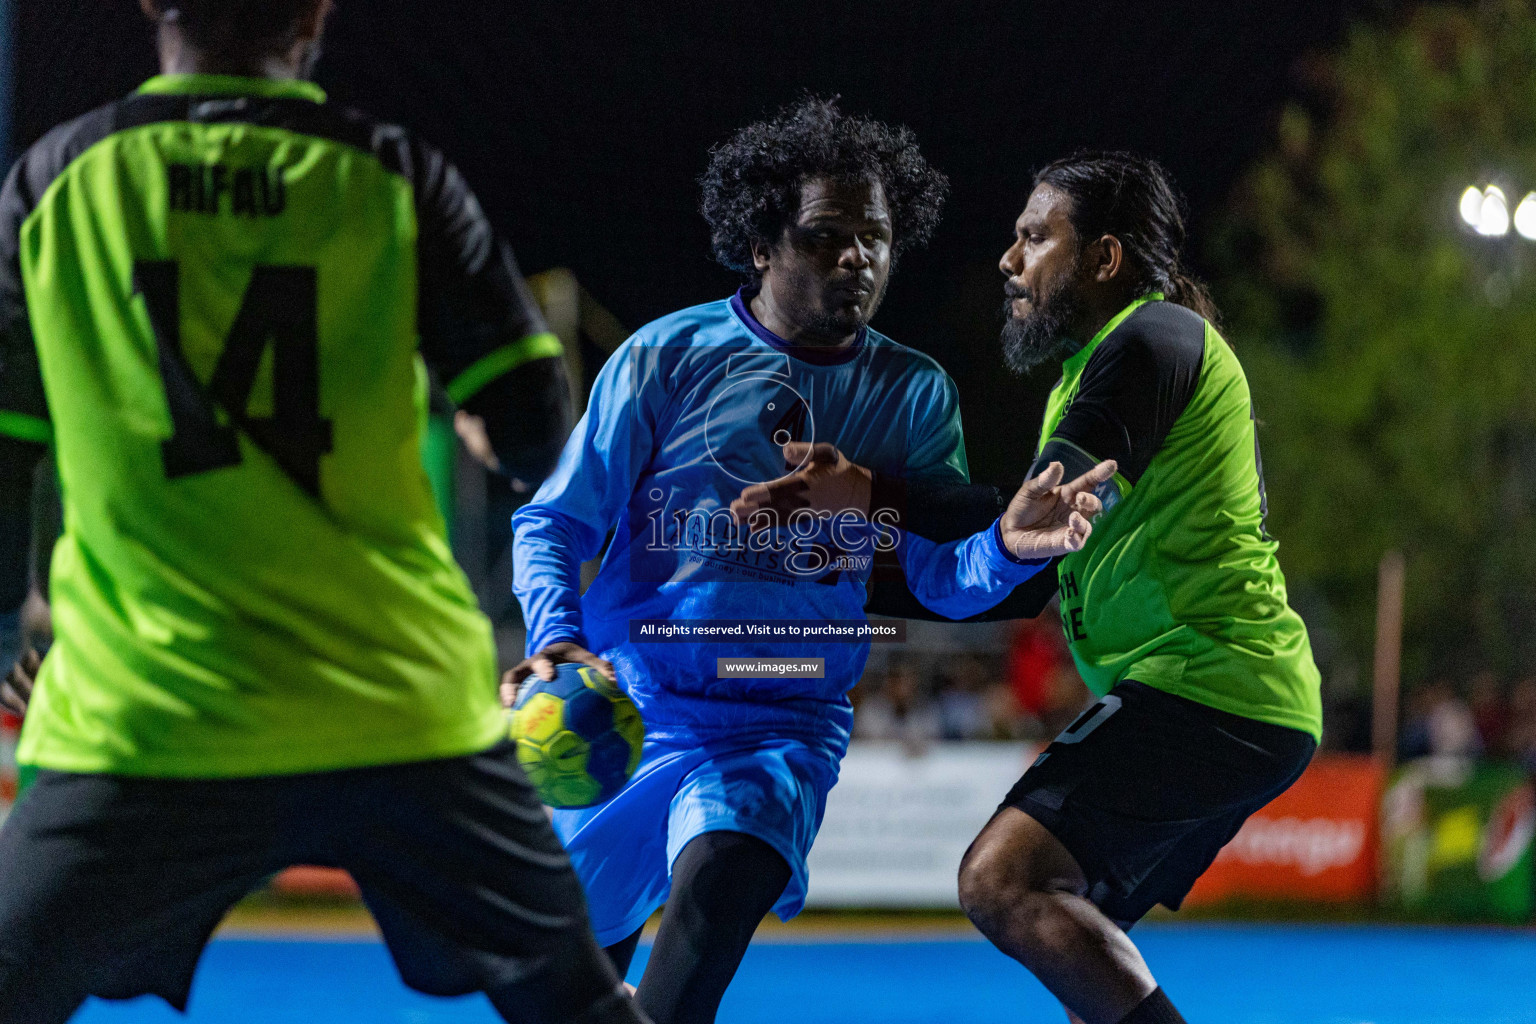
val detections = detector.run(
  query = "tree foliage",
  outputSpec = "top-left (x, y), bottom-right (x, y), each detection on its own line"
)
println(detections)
top-left (1216, 0), bottom-right (1536, 682)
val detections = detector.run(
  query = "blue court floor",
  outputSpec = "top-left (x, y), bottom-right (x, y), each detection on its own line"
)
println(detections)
top-left (71, 924), bottom-right (1536, 1023)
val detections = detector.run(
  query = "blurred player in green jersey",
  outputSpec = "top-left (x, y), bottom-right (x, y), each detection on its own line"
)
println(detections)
top-left (0, 3), bottom-right (646, 1022)
top-left (734, 153), bottom-right (1320, 1024)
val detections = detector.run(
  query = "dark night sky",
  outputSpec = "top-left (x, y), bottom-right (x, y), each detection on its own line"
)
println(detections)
top-left (13, 0), bottom-right (1372, 483)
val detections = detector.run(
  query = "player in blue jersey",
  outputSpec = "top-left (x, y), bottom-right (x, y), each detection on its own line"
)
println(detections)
top-left (510, 99), bottom-right (1107, 1024)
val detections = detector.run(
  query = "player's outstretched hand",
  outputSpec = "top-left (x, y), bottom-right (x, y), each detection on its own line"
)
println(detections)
top-left (0, 649), bottom-right (41, 718)
top-left (500, 641), bottom-right (617, 708)
top-left (998, 459), bottom-right (1118, 562)
top-left (729, 442), bottom-right (872, 525)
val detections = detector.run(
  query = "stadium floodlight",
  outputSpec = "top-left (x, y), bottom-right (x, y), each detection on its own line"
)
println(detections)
top-left (1477, 185), bottom-right (1510, 236)
top-left (1515, 193), bottom-right (1536, 241)
top-left (1461, 186), bottom-right (1485, 228)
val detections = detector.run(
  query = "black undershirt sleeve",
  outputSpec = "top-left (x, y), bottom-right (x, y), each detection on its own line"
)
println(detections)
top-left (868, 470), bottom-right (1005, 541)
top-left (407, 137), bottom-right (549, 380)
top-left (459, 357), bottom-right (571, 486)
top-left (395, 133), bottom-right (572, 487)
top-left (0, 157), bottom-right (52, 435)
top-left (0, 436), bottom-right (43, 617)
top-left (862, 471), bottom-right (1060, 621)
top-left (0, 158), bottom-right (52, 618)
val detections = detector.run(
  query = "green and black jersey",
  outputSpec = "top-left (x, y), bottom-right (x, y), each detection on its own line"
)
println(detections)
top-left (0, 74), bottom-right (564, 777)
top-left (1034, 295), bottom-right (1320, 739)
top-left (877, 295), bottom-right (1321, 740)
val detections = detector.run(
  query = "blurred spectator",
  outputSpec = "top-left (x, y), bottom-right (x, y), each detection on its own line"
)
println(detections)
top-left (936, 655), bottom-right (989, 740)
top-left (1320, 692), bottom-right (1373, 753)
top-left (1400, 678), bottom-right (1482, 759)
top-left (1503, 677), bottom-right (1536, 774)
top-left (850, 635), bottom-right (1094, 746)
top-left (853, 662), bottom-right (940, 753)
top-left (982, 680), bottom-right (1040, 741)
top-left (1004, 616), bottom-right (1091, 735)
top-left (1005, 618), bottom-right (1065, 719)
top-left (1398, 681), bottom-right (1437, 760)
top-left (1468, 671), bottom-right (1507, 755)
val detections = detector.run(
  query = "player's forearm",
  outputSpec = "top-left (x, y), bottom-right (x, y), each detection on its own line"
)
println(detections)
top-left (892, 521), bottom-right (1049, 619)
top-left (511, 505), bottom-right (596, 652)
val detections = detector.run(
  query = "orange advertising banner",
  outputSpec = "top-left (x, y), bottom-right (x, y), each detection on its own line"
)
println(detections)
top-left (1183, 753), bottom-right (1387, 906)
top-left (273, 865), bottom-right (360, 899)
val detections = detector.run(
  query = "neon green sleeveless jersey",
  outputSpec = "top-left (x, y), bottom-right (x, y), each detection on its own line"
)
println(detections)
top-left (1038, 295), bottom-right (1322, 739)
top-left (0, 75), bottom-right (561, 776)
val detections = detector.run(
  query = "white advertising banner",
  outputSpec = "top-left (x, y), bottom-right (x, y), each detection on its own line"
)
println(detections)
top-left (805, 741), bottom-right (1040, 908)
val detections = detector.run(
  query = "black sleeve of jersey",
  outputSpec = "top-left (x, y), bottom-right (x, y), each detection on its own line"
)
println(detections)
top-left (0, 158), bottom-right (52, 431)
top-left (868, 470), bottom-right (1005, 542)
top-left (1046, 302), bottom-right (1206, 485)
top-left (0, 435), bottom-right (43, 615)
top-left (0, 115), bottom-right (114, 613)
top-left (0, 105), bottom-right (118, 436)
top-left (459, 357), bottom-right (571, 487)
top-left (861, 471), bottom-right (1059, 621)
top-left (373, 129), bottom-right (571, 476)
top-left (408, 138), bottom-right (551, 378)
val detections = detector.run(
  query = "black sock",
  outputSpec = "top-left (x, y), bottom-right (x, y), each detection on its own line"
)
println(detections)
top-left (1117, 988), bottom-right (1186, 1024)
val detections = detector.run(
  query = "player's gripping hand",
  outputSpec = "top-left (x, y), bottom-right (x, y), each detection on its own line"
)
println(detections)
top-left (0, 648), bottom-right (40, 717)
top-left (997, 459), bottom-right (1118, 561)
top-left (500, 641), bottom-right (617, 708)
top-left (729, 442), bottom-right (872, 524)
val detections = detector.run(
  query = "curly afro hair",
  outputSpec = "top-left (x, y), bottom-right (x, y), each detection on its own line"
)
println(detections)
top-left (699, 97), bottom-right (949, 280)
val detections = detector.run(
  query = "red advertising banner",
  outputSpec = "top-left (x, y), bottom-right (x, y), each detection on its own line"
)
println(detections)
top-left (1183, 753), bottom-right (1387, 906)
top-left (0, 712), bottom-right (20, 816)
top-left (273, 865), bottom-right (361, 899)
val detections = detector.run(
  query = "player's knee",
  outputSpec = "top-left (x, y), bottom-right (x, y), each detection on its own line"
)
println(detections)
top-left (958, 836), bottom-right (1078, 958)
top-left (958, 837), bottom-right (1028, 934)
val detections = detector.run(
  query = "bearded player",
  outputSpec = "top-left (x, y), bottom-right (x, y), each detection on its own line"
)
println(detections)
top-left (510, 100), bottom-right (1111, 1024)
top-left (0, 2), bottom-right (646, 1021)
top-left (733, 152), bottom-right (1320, 1024)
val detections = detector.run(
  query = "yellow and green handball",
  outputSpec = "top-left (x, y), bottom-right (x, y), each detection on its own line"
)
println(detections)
top-left (509, 663), bottom-right (644, 808)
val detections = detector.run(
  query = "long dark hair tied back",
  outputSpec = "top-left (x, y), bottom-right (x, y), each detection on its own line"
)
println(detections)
top-left (1034, 151), bottom-right (1220, 327)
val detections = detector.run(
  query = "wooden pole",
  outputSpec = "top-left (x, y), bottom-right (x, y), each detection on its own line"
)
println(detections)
top-left (1372, 549), bottom-right (1406, 766)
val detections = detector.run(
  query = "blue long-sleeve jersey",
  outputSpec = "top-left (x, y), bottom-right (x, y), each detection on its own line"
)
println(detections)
top-left (513, 292), bottom-right (1039, 751)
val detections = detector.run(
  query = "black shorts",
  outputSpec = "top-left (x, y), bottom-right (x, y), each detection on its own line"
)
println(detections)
top-left (1000, 680), bottom-right (1316, 926)
top-left (0, 743), bottom-right (622, 1022)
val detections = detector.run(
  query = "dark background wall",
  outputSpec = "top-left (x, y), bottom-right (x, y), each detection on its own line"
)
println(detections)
top-left (12, 0), bottom-right (1368, 484)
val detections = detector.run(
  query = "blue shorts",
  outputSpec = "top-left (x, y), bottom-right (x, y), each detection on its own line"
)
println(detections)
top-left (549, 733), bottom-right (841, 946)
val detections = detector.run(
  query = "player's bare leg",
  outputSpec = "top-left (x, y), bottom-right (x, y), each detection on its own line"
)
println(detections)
top-left (958, 808), bottom-right (1167, 1024)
